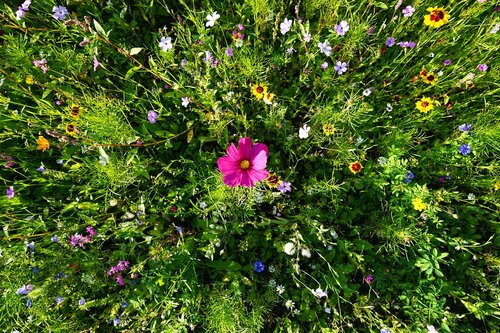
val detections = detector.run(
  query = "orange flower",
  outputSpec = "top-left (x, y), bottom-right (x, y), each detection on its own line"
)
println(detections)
top-left (349, 161), bottom-right (363, 174)
top-left (424, 7), bottom-right (450, 28)
top-left (36, 136), bottom-right (50, 152)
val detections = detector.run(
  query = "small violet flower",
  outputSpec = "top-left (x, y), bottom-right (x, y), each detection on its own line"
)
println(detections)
top-left (181, 97), bottom-right (190, 108)
top-left (147, 110), bottom-right (158, 124)
top-left (277, 181), bottom-right (292, 193)
top-left (402, 5), bottom-right (415, 17)
top-left (459, 144), bottom-right (471, 155)
top-left (253, 260), bottom-right (265, 273)
top-left (364, 274), bottom-right (374, 284)
top-left (386, 37), bottom-right (396, 47)
top-left (335, 21), bottom-right (349, 36)
top-left (93, 55), bottom-right (100, 71)
top-left (52, 5), bottom-right (69, 20)
top-left (6, 186), bottom-right (15, 199)
top-left (225, 47), bottom-right (234, 57)
top-left (318, 40), bottom-right (332, 56)
top-left (458, 124), bottom-right (472, 131)
top-left (159, 37), bottom-right (173, 51)
top-left (398, 41), bottom-right (416, 48)
top-left (321, 62), bottom-right (328, 70)
top-left (477, 64), bottom-right (488, 72)
top-left (444, 59), bottom-right (451, 66)
top-left (280, 18), bottom-right (293, 35)
top-left (334, 61), bottom-right (347, 74)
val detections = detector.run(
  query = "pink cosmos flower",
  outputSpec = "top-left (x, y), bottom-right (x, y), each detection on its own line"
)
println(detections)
top-left (217, 137), bottom-right (269, 187)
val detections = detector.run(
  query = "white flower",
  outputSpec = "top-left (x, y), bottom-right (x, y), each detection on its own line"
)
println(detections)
top-left (268, 279), bottom-right (276, 287)
top-left (299, 124), bottom-right (311, 139)
top-left (428, 52), bottom-right (435, 58)
top-left (284, 242), bottom-right (296, 255)
top-left (318, 39), bottom-right (332, 56)
top-left (468, 193), bottom-right (476, 200)
top-left (280, 18), bottom-right (293, 35)
top-left (285, 300), bottom-right (295, 309)
top-left (303, 32), bottom-right (311, 42)
top-left (313, 288), bottom-right (328, 298)
top-left (268, 265), bottom-right (276, 273)
top-left (362, 88), bottom-right (372, 96)
top-left (205, 11), bottom-right (220, 27)
top-left (159, 37), bottom-right (173, 51)
top-left (199, 201), bottom-right (207, 209)
top-left (427, 325), bottom-right (438, 333)
top-left (324, 307), bottom-right (331, 314)
top-left (287, 47), bottom-right (295, 55)
top-left (490, 23), bottom-right (500, 34)
top-left (301, 247), bottom-right (311, 258)
top-left (386, 103), bottom-right (393, 112)
top-left (276, 285), bottom-right (285, 294)
top-left (181, 97), bottom-right (190, 107)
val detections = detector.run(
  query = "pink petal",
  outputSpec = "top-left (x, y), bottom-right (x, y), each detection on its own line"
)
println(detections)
top-left (239, 171), bottom-right (255, 187)
top-left (217, 156), bottom-right (240, 173)
top-left (247, 168), bottom-right (269, 184)
top-left (223, 169), bottom-right (243, 187)
top-left (226, 143), bottom-right (240, 162)
top-left (250, 144), bottom-right (268, 170)
top-left (238, 137), bottom-right (253, 160)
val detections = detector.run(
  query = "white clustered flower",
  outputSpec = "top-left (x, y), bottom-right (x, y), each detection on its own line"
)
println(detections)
top-left (301, 247), bottom-right (311, 258)
top-left (284, 242), bottom-right (296, 255)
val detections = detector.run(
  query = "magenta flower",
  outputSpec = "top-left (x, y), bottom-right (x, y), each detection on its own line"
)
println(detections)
top-left (477, 63), bottom-right (488, 72)
top-left (93, 55), bottom-right (100, 71)
top-left (217, 137), bottom-right (269, 187)
top-left (6, 186), bottom-right (14, 199)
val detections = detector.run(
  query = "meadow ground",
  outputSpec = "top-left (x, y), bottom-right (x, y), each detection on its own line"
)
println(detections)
top-left (0, 0), bottom-right (499, 332)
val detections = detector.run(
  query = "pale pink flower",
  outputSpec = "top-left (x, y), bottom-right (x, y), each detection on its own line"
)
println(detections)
top-left (217, 137), bottom-right (269, 187)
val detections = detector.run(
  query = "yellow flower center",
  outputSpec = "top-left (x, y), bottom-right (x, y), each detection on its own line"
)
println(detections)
top-left (240, 160), bottom-right (250, 170)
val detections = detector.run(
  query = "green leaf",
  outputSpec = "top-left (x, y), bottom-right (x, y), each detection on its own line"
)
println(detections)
top-left (125, 66), bottom-right (142, 79)
top-left (93, 19), bottom-right (107, 38)
top-left (374, 2), bottom-right (388, 9)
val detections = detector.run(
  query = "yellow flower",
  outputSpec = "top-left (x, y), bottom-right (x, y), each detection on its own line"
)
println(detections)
top-left (263, 92), bottom-right (275, 105)
top-left (251, 83), bottom-right (267, 100)
top-left (412, 198), bottom-right (427, 211)
top-left (266, 173), bottom-right (281, 188)
top-left (25, 75), bottom-right (34, 85)
top-left (323, 124), bottom-right (335, 136)
top-left (415, 97), bottom-right (434, 113)
top-left (494, 182), bottom-right (500, 191)
top-left (70, 104), bottom-right (83, 119)
top-left (36, 136), bottom-right (50, 152)
top-left (65, 122), bottom-right (77, 136)
top-left (420, 68), bottom-right (438, 85)
top-left (424, 7), bottom-right (450, 29)
top-left (349, 161), bottom-right (363, 174)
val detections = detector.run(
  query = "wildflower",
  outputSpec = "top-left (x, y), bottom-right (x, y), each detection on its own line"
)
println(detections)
top-left (16, 284), bottom-right (33, 295)
top-left (113, 317), bottom-right (121, 326)
top-left (368, 26), bottom-right (375, 35)
top-left (70, 105), bottom-right (83, 119)
top-left (415, 97), bottom-right (434, 113)
top-left (386, 37), bottom-right (396, 47)
top-left (321, 62), bottom-right (328, 70)
top-left (380, 329), bottom-right (391, 333)
top-left (284, 242), bottom-right (296, 255)
top-left (251, 83), bottom-right (267, 99)
top-left (55, 296), bottom-right (64, 304)
top-left (33, 58), bottom-right (48, 73)
top-left (349, 161), bottom-right (363, 174)
top-left (51, 235), bottom-right (59, 243)
top-left (147, 110), bottom-right (158, 124)
top-left (314, 288), bottom-right (328, 298)
top-left (225, 47), bottom-right (234, 57)
top-left (159, 37), bottom-right (173, 51)
top-left (36, 136), bottom-right (50, 151)
top-left (303, 32), bottom-right (311, 42)
top-left (424, 7), bottom-right (450, 28)
top-left (266, 173), bottom-right (281, 188)
top-left (444, 59), bottom-right (451, 66)
top-left (458, 124), bottom-right (472, 131)
top-left (16, 7), bottom-right (26, 20)
top-left (398, 41), bottom-right (416, 48)
top-left (65, 123), bottom-right (77, 136)
top-left (26, 298), bottom-right (32, 307)
top-left (116, 275), bottom-right (125, 286)
top-left (276, 285), bottom-right (285, 294)
top-left (6, 186), bottom-right (14, 199)
top-left (70, 234), bottom-right (90, 248)
top-left (286, 47), bottom-right (295, 55)
top-left (386, 103), bottom-right (393, 112)
top-left (412, 198), bottom-right (427, 211)
top-left (323, 124), bottom-right (335, 135)
top-left (86, 226), bottom-right (96, 237)
top-left (334, 61), bottom-right (347, 74)
top-left (52, 5), bottom-right (69, 20)
top-left (205, 11), bottom-right (220, 27)
top-left (477, 64), bottom-right (488, 72)
top-left (237, 23), bottom-right (244, 31)
top-left (253, 260), bottom-right (265, 273)
top-left (318, 40), bottom-right (332, 56)
top-left (427, 325), bottom-right (439, 333)
top-left (203, 51), bottom-right (213, 64)
top-left (231, 30), bottom-right (245, 42)
top-left (79, 298), bottom-right (85, 306)
top-left (459, 144), bottom-right (471, 155)
top-left (299, 124), bottom-right (311, 139)
top-left (93, 55), bottom-right (99, 71)
top-left (362, 88), bottom-right (372, 96)
top-left (468, 193), bottom-right (476, 200)
top-left (490, 23), bottom-right (500, 34)
top-left (181, 97), bottom-right (190, 108)
top-left (403, 171), bottom-right (415, 183)
top-left (364, 274), bottom-right (374, 284)
top-left (402, 5), bottom-right (415, 17)
top-left (280, 18), bottom-right (293, 35)
top-left (301, 247), bottom-right (311, 258)
top-left (285, 300), bottom-right (295, 309)
top-left (335, 21), bottom-right (349, 36)
top-left (217, 137), bottom-right (269, 187)
top-left (263, 92), bottom-right (275, 105)
top-left (36, 165), bottom-right (45, 173)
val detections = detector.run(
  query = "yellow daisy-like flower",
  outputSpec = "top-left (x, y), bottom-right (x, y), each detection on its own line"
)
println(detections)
top-left (70, 104), bottom-right (83, 119)
top-left (251, 83), bottom-right (267, 100)
top-left (420, 68), bottom-right (438, 85)
top-left (494, 182), bottom-right (500, 191)
top-left (412, 198), bottom-right (427, 211)
top-left (424, 7), bottom-right (450, 29)
top-left (323, 124), bottom-right (335, 136)
top-left (65, 122), bottom-right (78, 136)
top-left (25, 75), bottom-right (34, 85)
top-left (263, 92), bottom-right (275, 105)
top-left (266, 173), bottom-right (281, 188)
top-left (415, 97), bottom-right (434, 113)
top-left (349, 161), bottom-right (363, 174)
top-left (36, 136), bottom-right (50, 152)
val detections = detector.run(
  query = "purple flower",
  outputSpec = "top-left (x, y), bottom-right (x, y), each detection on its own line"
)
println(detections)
top-left (318, 39), bottom-right (332, 56)
top-left (459, 144), bottom-right (471, 155)
top-left (403, 171), bottom-right (414, 183)
top-left (70, 233), bottom-right (90, 248)
top-left (398, 41), bottom-right (416, 48)
top-left (386, 37), bottom-right (396, 47)
top-left (181, 59), bottom-right (187, 67)
top-left (253, 260), bottom-right (265, 273)
top-left (368, 26), bottom-right (375, 35)
top-left (159, 37), bottom-right (173, 51)
top-left (51, 235), bottom-right (59, 243)
top-left (477, 64), bottom-right (488, 72)
top-left (36, 165), bottom-right (45, 172)
top-left (203, 50), bottom-right (213, 64)
top-left (321, 62), bottom-right (328, 70)
top-left (16, 284), bottom-right (33, 295)
top-left (458, 124), bottom-right (472, 131)
top-left (16, 7), bottom-right (26, 20)
top-left (237, 24), bottom-right (244, 31)
top-left (6, 186), bottom-right (14, 199)
top-left (335, 21), bottom-right (349, 36)
top-left (225, 47), bottom-right (234, 57)
top-left (52, 5), bottom-right (69, 20)
top-left (402, 5), bottom-right (415, 17)
top-left (116, 275), bottom-right (125, 286)
top-left (277, 181), bottom-right (292, 193)
top-left (122, 301), bottom-right (128, 308)
top-left (55, 296), bottom-right (64, 304)
top-left (86, 226), bottom-right (96, 237)
top-left (93, 55), bottom-right (100, 71)
top-left (314, 288), bottom-right (328, 298)
top-left (444, 59), bottom-right (451, 66)
top-left (147, 110), bottom-right (158, 124)
top-left (27, 242), bottom-right (35, 251)
top-left (364, 274), bottom-right (374, 284)
top-left (79, 298), bottom-right (85, 306)
top-left (334, 61), bottom-right (347, 74)
top-left (21, 0), bottom-right (31, 11)
top-left (26, 298), bottom-right (32, 307)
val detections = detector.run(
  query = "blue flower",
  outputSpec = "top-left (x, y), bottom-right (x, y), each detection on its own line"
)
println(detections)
top-left (458, 124), bottom-right (472, 131)
top-left (55, 296), bottom-right (64, 304)
top-left (253, 260), bottom-right (265, 273)
top-left (403, 171), bottom-right (414, 183)
top-left (79, 298), bottom-right (85, 306)
top-left (459, 144), bottom-right (471, 155)
top-left (26, 298), bottom-right (32, 307)
top-left (122, 301), bottom-right (128, 308)
top-left (386, 37), bottom-right (396, 47)
top-left (27, 242), bottom-right (35, 252)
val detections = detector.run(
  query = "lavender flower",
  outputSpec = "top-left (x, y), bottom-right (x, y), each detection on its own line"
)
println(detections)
top-left (364, 274), bottom-right (374, 284)
top-left (402, 5), bottom-right (415, 17)
top-left (79, 298), bottom-right (85, 306)
top-left (386, 37), bottom-right (396, 47)
top-left (321, 62), bottom-right (328, 70)
top-left (303, 32), bottom-right (311, 42)
top-left (313, 288), bottom-right (328, 298)
top-left (444, 59), bottom-right (451, 66)
top-left (225, 47), bottom-right (234, 57)
top-left (52, 5), bottom-right (69, 20)
top-left (147, 110), bottom-right (158, 124)
top-left (459, 144), bottom-right (472, 155)
top-left (280, 18), bottom-right (293, 35)
top-left (36, 165), bottom-right (45, 172)
top-left (16, 284), bottom-right (33, 295)
top-left (318, 40), bottom-right (332, 56)
top-left (55, 296), bottom-right (64, 304)
top-left (398, 41), bottom-right (416, 48)
top-left (6, 186), bottom-right (15, 199)
top-left (159, 37), bottom-right (173, 51)
top-left (51, 235), bottom-right (59, 243)
top-left (403, 171), bottom-right (414, 183)
top-left (458, 124), bottom-right (472, 131)
top-left (277, 181), bottom-right (292, 193)
top-left (335, 21), bottom-right (349, 36)
top-left (203, 50), bottom-right (213, 64)
top-left (477, 64), bottom-right (488, 72)
top-left (334, 61), bottom-right (347, 74)
top-left (93, 55), bottom-right (100, 71)
top-left (16, 7), bottom-right (26, 20)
